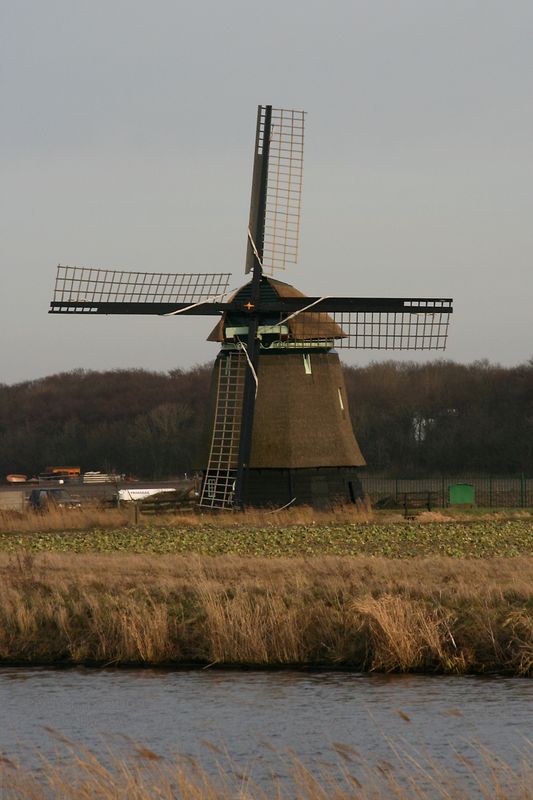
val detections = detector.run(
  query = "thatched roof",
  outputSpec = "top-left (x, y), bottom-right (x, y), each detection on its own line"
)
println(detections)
top-left (207, 277), bottom-right (346, 342)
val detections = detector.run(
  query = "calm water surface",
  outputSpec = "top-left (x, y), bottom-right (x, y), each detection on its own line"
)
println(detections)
top-left (0, 669), bottom-right (531, 789)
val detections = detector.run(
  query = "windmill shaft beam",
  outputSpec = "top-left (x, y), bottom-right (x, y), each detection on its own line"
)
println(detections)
top-left (49, 297), bottom-right (453, 316)
top-left (257, 298), bottom-right (453, 314)
top-left (234, 108), bottom-right (273, 507)
top-left (48, 302), bottom-right (234, 315)
top-left (254, 104), bottom-right (272, 273)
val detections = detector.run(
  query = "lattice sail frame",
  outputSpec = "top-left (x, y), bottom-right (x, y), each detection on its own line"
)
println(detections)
top-left (51, 265), bottom-right (231, 312)
top-left (246, 107), bottom-right (305, 276)
top-left (261, 300), bottom-right (452, 350)
top-left (263, 108), bottom-right (304, 273)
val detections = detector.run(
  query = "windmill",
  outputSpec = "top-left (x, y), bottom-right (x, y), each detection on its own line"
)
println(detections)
top-left (49, 105), bottom-right (453, 510)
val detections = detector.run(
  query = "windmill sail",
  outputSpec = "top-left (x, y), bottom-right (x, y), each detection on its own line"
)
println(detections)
top-left (245, 107), bottom-right (305, 275)
top-left (50, 265), bottom-right (231, 313)
top-left (272, 299), bottom-right (452, 350)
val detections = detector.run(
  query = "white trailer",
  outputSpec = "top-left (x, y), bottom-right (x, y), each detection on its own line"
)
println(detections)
top-left (117, 487), bottom-right (175, 503)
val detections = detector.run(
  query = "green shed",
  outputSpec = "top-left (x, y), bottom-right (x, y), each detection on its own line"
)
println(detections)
top-left (449, 483), bottom-right (475, 506)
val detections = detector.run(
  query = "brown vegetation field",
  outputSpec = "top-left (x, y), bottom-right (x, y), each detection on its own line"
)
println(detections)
top-left (0, 502), bottom-right (374, 534)
top-left (1, 552), bottom-right (532, 674)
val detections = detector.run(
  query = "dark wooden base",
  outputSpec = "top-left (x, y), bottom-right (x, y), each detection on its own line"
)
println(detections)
top-left (242, 467), bottom-right (365, 509)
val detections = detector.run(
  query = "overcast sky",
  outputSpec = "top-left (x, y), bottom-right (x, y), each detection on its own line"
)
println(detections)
top-left (2, 0), bottom-right (532, 385)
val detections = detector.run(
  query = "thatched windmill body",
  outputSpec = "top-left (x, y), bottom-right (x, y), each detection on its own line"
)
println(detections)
top-left (50, 105), bottom-right (452, 509)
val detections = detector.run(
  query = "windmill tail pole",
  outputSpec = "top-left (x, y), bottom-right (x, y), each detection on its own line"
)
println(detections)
top-left (233, 325), bottom-right (260, 510)
top-left (234, 241), bottom-right (263, 509)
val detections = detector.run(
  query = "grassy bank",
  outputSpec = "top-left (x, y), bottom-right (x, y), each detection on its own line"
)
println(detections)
top-left (2, 737), bottom-right (532, 799)
top-left (1, 552), bottom-right (532, 674)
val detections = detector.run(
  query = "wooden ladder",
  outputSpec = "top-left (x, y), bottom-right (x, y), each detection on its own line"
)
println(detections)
top-left (199, 351), bottom-right (246, 509)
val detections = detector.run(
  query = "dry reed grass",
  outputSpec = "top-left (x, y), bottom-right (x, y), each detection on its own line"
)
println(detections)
top-left (0, 506), bottom-right (131, 533)
top-left (0, 501), bottom-right (375, 534)
top-left (4, 497), bottom-right (528, 534)
top-left (1, 735), bottom-right (531, 799)
top-left (0, 552), bottom-right (531, 674)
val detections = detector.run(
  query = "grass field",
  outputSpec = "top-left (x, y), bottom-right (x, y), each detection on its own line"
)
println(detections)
top-left (0, 517), bottom-right (531, 557)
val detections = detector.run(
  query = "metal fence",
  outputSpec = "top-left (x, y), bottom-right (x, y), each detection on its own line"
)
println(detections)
top-left (360, 475), bottom-right (533, 508)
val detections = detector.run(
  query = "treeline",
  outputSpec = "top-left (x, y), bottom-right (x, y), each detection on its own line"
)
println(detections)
top-left (0, 359), bottom-right (531, 478)
top-left (344, 359), bottom-right (533, 474)
top-left (0, 367), bottom-right (210, 479)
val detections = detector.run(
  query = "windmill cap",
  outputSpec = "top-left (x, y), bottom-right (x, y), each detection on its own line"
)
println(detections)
top-left (207, 276), bottom-right (346, 342)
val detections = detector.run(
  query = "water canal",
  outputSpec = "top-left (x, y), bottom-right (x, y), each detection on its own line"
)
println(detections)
top-left (1, 669), bottom-right (531, 793)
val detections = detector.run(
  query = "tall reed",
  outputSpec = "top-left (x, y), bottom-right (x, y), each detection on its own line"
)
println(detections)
top-left (1, 736), bottom-right (531, 799)
top-left (0, 553), bottom-right (531, 674)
